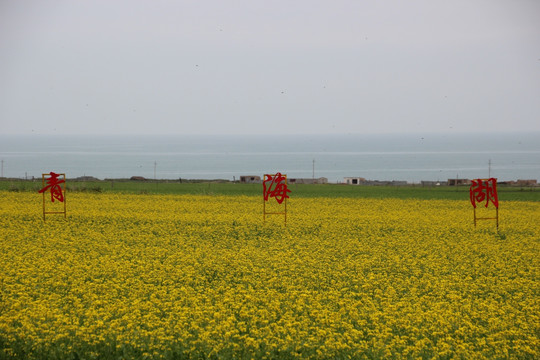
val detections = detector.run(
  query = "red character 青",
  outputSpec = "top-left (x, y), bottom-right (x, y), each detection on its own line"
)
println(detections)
top-left (39, 172), bottom-right (65, 202)
top-left (470, 178), bottom-right (498, 209)
top-left (263, 173), bottom-right (291, 204)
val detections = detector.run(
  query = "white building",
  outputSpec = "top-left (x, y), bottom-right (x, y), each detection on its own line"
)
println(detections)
top-left (344, 177), bottom-right (366, 185)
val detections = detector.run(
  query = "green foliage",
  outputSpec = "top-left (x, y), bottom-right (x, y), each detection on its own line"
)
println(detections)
top-left (1, 179), bottom-right (539, 201)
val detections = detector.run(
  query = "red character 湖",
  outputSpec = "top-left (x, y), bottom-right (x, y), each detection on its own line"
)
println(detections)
top-left (470, 178), bottom-right (498, 209)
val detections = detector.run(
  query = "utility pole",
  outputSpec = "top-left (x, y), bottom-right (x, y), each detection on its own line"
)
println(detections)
top-left (488, 159), bottom-right (491, 178)
top-left (154, 161), bottom-right (158, 189)
top-left (312, 159), bottom-right (315, 180)
top-left (1, 159), bottom-right (3, 178)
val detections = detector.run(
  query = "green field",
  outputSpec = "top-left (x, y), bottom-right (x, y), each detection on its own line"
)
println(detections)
top-left (2, 179), bottom-right (539, 201)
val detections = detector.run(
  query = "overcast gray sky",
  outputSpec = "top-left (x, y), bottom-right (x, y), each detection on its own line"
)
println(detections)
top-left (1, 0), bottom-right (539, 135)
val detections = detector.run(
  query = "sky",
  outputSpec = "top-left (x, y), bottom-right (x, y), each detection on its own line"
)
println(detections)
top-left (1, 0), bottom-right (539, 136)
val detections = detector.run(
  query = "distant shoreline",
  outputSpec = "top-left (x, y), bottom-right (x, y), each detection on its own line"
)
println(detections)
top-left (2, 132), bottom-right (539, 183)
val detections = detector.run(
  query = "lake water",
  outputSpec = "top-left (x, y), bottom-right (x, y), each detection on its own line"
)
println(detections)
top-left (1, 133), bottom-right (539, 183)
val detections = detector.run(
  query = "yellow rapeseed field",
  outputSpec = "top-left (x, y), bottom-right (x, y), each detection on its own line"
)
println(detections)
top-left (0, 191), bottom-right (538, 359)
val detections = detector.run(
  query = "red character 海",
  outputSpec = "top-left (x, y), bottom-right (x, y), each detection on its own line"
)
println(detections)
top-left (263, 173), bottom-right (291, 204)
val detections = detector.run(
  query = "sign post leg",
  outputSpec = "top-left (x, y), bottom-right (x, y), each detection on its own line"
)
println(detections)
top-left (63, 180), bottom-right (67, 219)
top-left (284, 197), bottom-right (287, 226)
top-left (42, 175), bottom-right (46, 222)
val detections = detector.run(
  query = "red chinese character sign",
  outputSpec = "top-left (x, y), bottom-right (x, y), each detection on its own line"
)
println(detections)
top-left (39, 172), bottom-right (66, 221)
top-left (469, 178), bottom-right (499, 228)
top-left (263, 173), bottom-right (291, 224)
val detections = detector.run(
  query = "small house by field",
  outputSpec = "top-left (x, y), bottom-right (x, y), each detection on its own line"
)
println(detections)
top-left (240, 176), bottom-right (261, 184)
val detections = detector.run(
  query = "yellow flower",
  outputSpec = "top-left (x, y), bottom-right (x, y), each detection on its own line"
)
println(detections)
top-left (0, 191), bottom-right (538, 359)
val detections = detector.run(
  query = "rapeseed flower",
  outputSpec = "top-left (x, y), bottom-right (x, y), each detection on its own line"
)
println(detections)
top-left (0, 191), bottom-right (538, 359)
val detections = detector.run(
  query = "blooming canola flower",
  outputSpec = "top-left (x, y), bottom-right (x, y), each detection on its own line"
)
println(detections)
top-left (0, 191), bottom-right (538, 359)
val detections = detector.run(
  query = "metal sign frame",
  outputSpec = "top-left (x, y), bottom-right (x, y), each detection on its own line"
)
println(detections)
top-left (473, 206), bottom-right (499, 229)
top-left (41, 173), bottom-right (67, 221)
top-left (263, 173), bottom-right (289, 225)
top-left (470, 178), bottom-right (499, 229)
